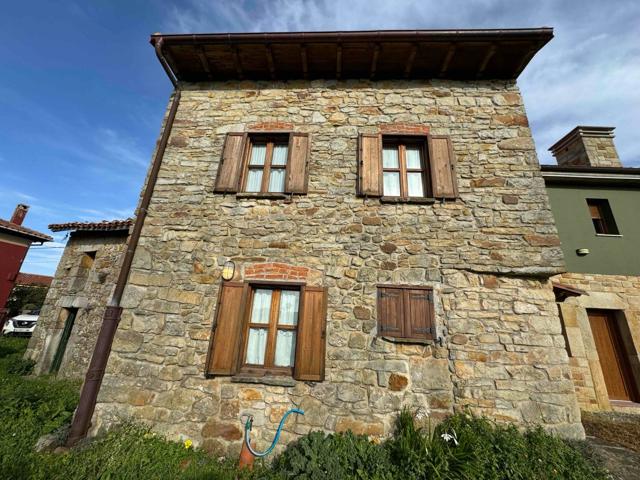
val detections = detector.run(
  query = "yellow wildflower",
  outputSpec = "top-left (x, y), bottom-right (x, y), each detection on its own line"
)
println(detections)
top-left (184, 439), bottom-right (193, 449)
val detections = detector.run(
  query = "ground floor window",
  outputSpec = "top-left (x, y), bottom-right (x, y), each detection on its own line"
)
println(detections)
top-left (241, 287), bottom-right (299, 374)
top-left (206, 281), bottom-right (327, 382)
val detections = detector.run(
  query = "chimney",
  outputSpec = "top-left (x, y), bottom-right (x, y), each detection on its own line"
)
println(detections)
top-left (10, 204), bottom-right (29, 225)
top-left (549, 126), bottom-right (621, 168)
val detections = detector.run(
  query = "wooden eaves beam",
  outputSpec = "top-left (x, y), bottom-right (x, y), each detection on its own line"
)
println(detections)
top-left (300, 44), bottom-right (308, 79)
top-left (195, 45), bottom-right (213, 80)
top-left (336, 44), bottom-right (342, 80)
top-left (439, 43), bottom-right (456, 77)
top-left (370, 43), bottom-right (380, 79)
top-left (265, 44), bottom-right (276, 80)
top-left (476, 44), bottom-right (496, 78)
top-left (403, 43), bottom-right (418, 78)
top-left (232, 45), bottom-right (244, 80)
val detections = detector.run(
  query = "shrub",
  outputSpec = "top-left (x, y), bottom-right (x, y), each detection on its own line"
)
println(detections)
top-left (7, 357), bottom-right (36, 375)
top-left (270, 430), bottom-right (394, 479)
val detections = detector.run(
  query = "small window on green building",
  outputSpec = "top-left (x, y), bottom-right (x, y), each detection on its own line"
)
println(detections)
top-left (587, 199), bottom-right (619, 235)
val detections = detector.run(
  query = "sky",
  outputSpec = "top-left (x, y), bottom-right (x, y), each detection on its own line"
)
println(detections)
top-left (1, 0), bottom-right (638, 275)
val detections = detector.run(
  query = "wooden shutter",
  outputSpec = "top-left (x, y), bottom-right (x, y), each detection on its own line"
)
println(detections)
top-left (285, 133), bottom-right (310, 194)
top-left (294, 286), bottom-right (328, 381)
top-left (214, 133), bottom-right (247, 193)
top-left (428, 135), bottom-right (458, 199)
top-left (358, 133), bottom-right (382, 196)
top-left (404, 288), bottom-right (435, 340)
top-left (206, 282), bottom-right (248, 375)
top-left (377, 287), bottom-right (404, 337)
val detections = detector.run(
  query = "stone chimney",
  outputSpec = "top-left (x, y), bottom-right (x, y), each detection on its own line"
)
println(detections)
top-left (10, 204), bottom-right (29, 225)
top-left (549, 126), bottom-right (622, 168)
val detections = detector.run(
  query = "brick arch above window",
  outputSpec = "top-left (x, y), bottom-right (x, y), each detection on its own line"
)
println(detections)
top-left (247, 121), bottom-right (294, 131)
top-left (243, 262), bottom-right (310, 281)
top-left (379, 123), bottom-right (430, 136)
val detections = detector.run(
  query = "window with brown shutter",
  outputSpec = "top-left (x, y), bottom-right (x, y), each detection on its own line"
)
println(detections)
top-left (214, 132), bottom-right (310, 195)
top-left (358, 133), bottom-right (457, 201)
top-left (377, 285), bottom-right (435, 342)
top-left (206, 282), bottom-right (249, 375)
top-left (586, 199), bottom-right (619, 235)
top-left (206, 281), bottom-right (327, 381)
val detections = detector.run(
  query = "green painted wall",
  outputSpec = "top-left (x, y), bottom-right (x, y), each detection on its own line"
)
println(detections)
top-left (546, 184), bottom-right (640, 275)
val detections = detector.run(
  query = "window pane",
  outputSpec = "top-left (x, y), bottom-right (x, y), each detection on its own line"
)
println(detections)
top-left (268, 169), bottom-right (286, 192)
top-left (250, 289), bottom-right (272, 324)
top-left (407, 172), bottom-right (424, 197)
top-left (271, 144), bottom-right (288, 166)
top-left (278, 290), bottom-right (300, 325)
top-left (382, 147), bottom-right (399, 168)
top-left (383, 172), bottom-right (401, 196)
top-left (405, 147), bottom-right (422, 169)
top-left (249, 144), bottom-right (267, 165)
top-left (274, 330), bottom-right (296, 367)
top-left (246, 170), bottom-right (263, 192)
top-left (246, 328), bottom-right (267, 365)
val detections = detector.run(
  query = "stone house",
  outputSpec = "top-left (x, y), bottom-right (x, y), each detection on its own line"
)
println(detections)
top-left (26, 220), bottom-right (131, 377)
top-left (40, 28), bottom-right (588, 452)
top-left (542, 127), bottom-right (640, 412)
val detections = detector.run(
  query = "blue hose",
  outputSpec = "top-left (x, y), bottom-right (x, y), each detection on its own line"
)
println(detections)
top-left (243, 408), bottom-right (304, 457)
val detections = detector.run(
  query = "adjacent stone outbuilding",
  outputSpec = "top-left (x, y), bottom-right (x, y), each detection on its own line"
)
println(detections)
top-left (26, 220), bottom-right (131, 378)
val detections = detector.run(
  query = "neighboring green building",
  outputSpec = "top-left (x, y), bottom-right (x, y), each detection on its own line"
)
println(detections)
top-left (542, 126), bottom-right (640, 412)
top-left (543, 166), bottom-right (640, 276)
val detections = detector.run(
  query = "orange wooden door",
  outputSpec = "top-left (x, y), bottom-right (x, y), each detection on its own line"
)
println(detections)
top-left (588, 310), bottom-right (637, 401)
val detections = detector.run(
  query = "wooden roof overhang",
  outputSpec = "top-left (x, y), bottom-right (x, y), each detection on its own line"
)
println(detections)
top-left (149, 28), bottom-right (554, 83)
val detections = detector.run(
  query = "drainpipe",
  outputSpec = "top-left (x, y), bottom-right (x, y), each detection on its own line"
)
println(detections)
top-left (66, 38), bottom-right (180, 446)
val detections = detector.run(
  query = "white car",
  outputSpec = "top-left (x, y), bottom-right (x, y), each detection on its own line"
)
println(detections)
top-left (2, 314), bottom-right (38, 336)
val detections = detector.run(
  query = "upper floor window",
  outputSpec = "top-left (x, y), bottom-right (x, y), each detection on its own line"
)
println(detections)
top-left (214, 132), bottom-right (310, 196)
top-left (587, 199), bottom-right (619, 235)
top-left (244, 138), bottom-right (289, 193)
top-left (358, 133), bottom-right (457, 201)
top-left (382, 140), bottom-right (430, 198)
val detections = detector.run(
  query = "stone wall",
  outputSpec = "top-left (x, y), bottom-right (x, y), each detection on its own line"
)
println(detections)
top-left (26, 231), bottom-right (128, 378)
top-left (91, 79), bottom-right (583, 453)
top-left (554, 272), bottom-right (640, 411)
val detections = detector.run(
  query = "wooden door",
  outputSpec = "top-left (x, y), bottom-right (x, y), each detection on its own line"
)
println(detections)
top-left (50, 308), bottom-right (77, 374)
top-left (588, 310), bottom-right (638, 401)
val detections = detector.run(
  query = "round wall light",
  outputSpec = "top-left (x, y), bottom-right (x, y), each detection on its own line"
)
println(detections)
top-left (576, 248), bottom-right (590, 256)
top-left (221, 260), bottom-right (236, 281)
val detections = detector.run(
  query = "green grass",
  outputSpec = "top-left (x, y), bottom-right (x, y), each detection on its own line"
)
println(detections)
top-left (0, 337), bottom-right (608, 479)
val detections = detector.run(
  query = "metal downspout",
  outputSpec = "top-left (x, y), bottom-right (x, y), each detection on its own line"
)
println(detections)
top-left (66, 39), bottom-right (180, 446)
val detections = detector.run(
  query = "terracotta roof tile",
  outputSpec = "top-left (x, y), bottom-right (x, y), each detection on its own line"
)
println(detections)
top-left (15, 272), bottom-right (53, 287)
top-left (48, 219), bottom-right (133, 233)
top-left (0, 218), bottom-right (53, 242)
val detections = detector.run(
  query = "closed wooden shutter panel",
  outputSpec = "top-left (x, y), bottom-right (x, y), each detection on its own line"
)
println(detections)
top-left (286, 133), bottom-right (310, 194)
top-left (206, 282), bottom-right (248, 375)
top-left (294, 286), bottom-right (327, 381)
top-left (377, 287), bottom-right (404, 337)
top-left (214, 133), bottom-right (247, 193)
top-left (405, 288), bottom-right (435, 340)
top-left (428, 135), bottom-right (458, 199)
top-left (358, 133), bottom-right (383, 196)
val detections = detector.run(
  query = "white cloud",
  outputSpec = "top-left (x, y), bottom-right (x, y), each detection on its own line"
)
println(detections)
top-left (164, 0), bottom-right (640, 166)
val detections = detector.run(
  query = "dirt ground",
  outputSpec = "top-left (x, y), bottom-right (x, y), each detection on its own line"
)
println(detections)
top-left (582, 411), bottom-right (640, 453)
top-left (581, 411), bottom-right (640, 480)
